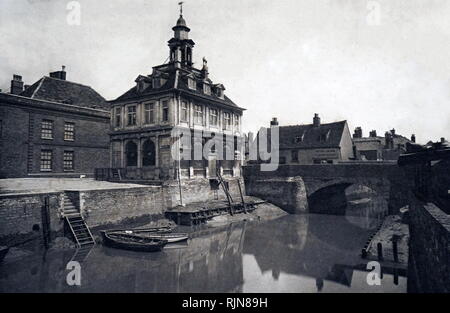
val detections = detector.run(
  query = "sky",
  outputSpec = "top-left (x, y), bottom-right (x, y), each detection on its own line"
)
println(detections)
top-left (1, 0), bottom-right (449, 143)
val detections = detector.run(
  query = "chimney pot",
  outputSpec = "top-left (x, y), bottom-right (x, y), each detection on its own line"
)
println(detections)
top-left (313, 113), bottom-right (321, 127)
top-left (270, 117), bottom-right (279, 127)
top-left (411, 134), bottom-right (416, 143)
top-left (10, 74), bottom-right (24, 95)
top-left (49, 66), bottom-right (66, 80)
top-left (441, 137), bottom-right (445, 143)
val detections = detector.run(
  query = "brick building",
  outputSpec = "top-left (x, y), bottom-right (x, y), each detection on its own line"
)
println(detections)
top-left (108, 12), bottom-right (245, 180)
top-left (259, 114), bottom-right (354, 165)
top-left (353, 127), bottom-right (414, 161)
top-left (0, 68), bottom-right (110, 178)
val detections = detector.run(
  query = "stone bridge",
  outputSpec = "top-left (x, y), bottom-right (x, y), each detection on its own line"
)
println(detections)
top-left (242, 163), bottom-right (412, 214)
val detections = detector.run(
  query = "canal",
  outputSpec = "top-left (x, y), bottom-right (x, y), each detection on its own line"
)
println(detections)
top-left (0, 208), bottom-right (406, 293)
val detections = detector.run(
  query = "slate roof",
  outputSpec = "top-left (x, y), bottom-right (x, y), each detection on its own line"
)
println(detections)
top-left (20, 76), bottom-right (109, 111)
top-left (111, 65), bottom-right (244, 111)
top-left (276, 121), bottom-right (348, 149)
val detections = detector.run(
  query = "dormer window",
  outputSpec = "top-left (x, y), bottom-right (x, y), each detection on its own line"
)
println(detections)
top-left (188, 77), bottom-right (196, 90)
top-left (295, 133), bottom-right (305, 143)
top-left (217, 88), bottom-right (224, 99)
top-left (203, 83), bottom-right (211, 95)
top-left (153, 77), bottom-right (161, 89)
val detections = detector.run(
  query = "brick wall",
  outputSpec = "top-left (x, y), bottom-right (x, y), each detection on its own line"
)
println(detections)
top-left (408, 197), bottom-right (450, 293)
top-left (79, 187), bottom-right (165, 227)
top-left (0, 192), bottom-right (63, 244)
top-left (163, 177), bottom-right (245, 208)
top-left (0, 95), bottom-right (110, 178)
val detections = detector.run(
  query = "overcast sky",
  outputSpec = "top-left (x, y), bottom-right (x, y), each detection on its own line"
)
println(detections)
top-left (1, 0), bottom-right (449, 143)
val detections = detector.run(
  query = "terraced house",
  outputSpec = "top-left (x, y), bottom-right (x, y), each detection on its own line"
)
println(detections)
top-left (108, 12), bottom-right (245, 181)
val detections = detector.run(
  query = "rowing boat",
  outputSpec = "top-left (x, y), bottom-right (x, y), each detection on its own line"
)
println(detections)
top-left (111, 230), bottom-right (189, 243)
top-left (100, 231), bottom-right (167, 252)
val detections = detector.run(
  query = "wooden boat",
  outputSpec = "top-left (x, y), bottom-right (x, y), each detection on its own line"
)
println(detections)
top-left (111, 230), bottom-right (189, 243)
top-left (0, 246), bottom-right (9, 262)
top-left (106, 225), bottom-right (173, 234)
top-left (100, 231), bottom-right (167, 252)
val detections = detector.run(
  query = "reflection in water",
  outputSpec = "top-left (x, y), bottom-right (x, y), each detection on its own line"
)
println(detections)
top-left (0, 214), bottom-right (405, 293)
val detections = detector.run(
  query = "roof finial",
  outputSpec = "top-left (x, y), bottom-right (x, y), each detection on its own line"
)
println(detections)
top-left (178, 1), bottom-right (184, 16)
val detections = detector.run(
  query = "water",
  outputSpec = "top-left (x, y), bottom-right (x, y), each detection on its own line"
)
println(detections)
top-left (0, 213), bottom-right (406, 293)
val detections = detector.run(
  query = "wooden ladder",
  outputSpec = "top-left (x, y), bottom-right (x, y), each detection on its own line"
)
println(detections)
top-left (65, 214), bottom-right (95, 247)
top-left (217, 170), bottom-right (235, 215)
top-left (63, 194), bottom-right (95, 247)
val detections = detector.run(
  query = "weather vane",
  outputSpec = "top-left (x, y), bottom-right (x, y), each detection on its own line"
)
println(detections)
top-left (178, 1), bottom-right (184, 16)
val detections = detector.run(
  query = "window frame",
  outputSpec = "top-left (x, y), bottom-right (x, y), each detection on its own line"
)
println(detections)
top-left (63, 151), bottom-right (75, 171)
top-left (180, 101), bottom-right (188, 123)
top-left (194, 104), bottom-right (204, 125)
top-left (64, 122), bottom-right (75, 141)
top-left (114, 107), bottom-right (122, 127)
top-left (223, 112), bottom-right (231, 130)
top-left (127, 105), bottom-right (137, 126)
top-left (188, 77), bottom-right (196, 90)
top-left (41, 120), bottom-right (53, 140)
top-left (209, 108), bottom-right (218, 127)
top-left (40, 150), bottom-right (53, 172)
top-left (162, 100), bottom-right (169, 123)
top-left (144, 103), bottom-right (155, 125)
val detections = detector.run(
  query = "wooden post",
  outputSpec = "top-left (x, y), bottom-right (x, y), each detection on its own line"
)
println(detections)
top-left (393, 239), bottom-right (399, 263)
top-left (237, 179), bottom-right (247, 213)
top-left (377, 242), bottom-right (383, 261)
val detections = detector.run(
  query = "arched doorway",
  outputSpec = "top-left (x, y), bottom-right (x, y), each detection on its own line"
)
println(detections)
top-left (125, 141), bottom-right (137, 167)
top-left (142, 139), bottom-right (156, 166)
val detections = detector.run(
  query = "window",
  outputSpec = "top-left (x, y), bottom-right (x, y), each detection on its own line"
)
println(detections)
top-left (115, 107), bottom-right (121, 127)
top-left (40, 150), bottom-right (52, 171)
top-left (291, 150), bottom-right (298, 162)
top-left (234, 114), bottom-right (240, 129)
top-left (217, 88), bottom-right (224, 99)
top-left (295, 133), bottom-right (304, 143)
top-left (194, 104), bottom-right (203, 125)
top-left (63, 151), bottom-right (74, 171)
top-left (223, 112), bottom-right (231, 130)
top-left (209, 108), bottom-right (218, 126)
top-left (41, 120), bottom-right (53, 139)
top-left (64, 122), bottom-right (75, 141)
top-left (127, 106), bottom-right (137, 126)
top-left (180, 101), bottom-right (188, 122)
top-left (142, 140), bottom-right (156, 166)
top-left (162, 100), bottom-right (169, 122)
top-left (203, 83), bottom-right (211, 95)
top-left (188, 77), bottom-right (196, 90)
top-left (144, 103), bottom-right (155, 124)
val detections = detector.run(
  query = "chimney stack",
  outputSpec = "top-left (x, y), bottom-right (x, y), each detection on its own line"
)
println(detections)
top-left (391, 128), bottom-right (396, 136)
top-left (411, 134), bottom-right (416, 143)
top-left (369, 130), bottom-right (377, 137)
top-left (49, 65), bottom-right (66, 80)
top-left (10, 74), bottom-right (24, 95)
top-left (353, 127), bottom-right (362, 139)
top-left (270, 117), bottom-right (279, 127)
top-left (441, 137), bottom-right (446, 143)
top-left (313, 113), bottom-right (321, 127)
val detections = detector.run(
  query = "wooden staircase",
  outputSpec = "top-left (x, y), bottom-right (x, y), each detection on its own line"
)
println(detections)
top-left (216, 170), bottom-right (235, 215)
top-left (63, 194), bottom-right (95, 247)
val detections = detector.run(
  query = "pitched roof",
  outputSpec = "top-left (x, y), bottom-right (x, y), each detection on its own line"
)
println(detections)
top-left (111, 65), bottom-right (244, 111)
top-left (276, 121), bottom-right (348, 149)
top-left (20, 76), bottom-right (109, 111)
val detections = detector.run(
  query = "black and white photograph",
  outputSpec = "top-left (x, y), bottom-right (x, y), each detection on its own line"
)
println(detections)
top-left (0, 0), bottom-right (449, 300)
